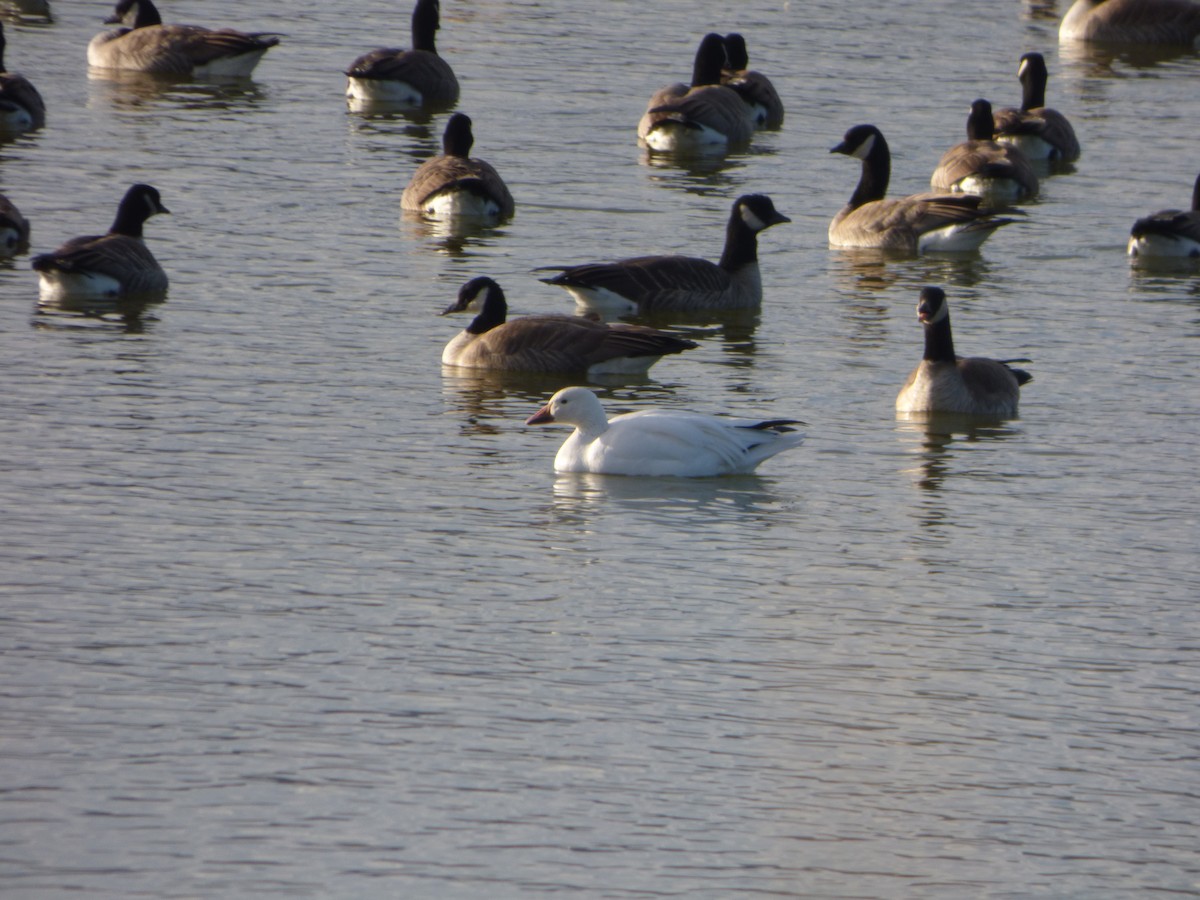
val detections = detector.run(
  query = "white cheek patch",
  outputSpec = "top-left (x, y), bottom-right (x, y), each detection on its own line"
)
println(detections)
top-left (1018, 58), bottom-right (1030, 78)
top-left (739, 205), bottom-right (766, 231)
top-left (851, 133), bottom-right (876, 160)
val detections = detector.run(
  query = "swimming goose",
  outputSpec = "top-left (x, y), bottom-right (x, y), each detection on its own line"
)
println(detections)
top-left (1127, 172), bottom-right (1200, 259)
top-left (0, 22), bottom-right (45, 133)
top-left (88, 0), bottom-right (280, 77)
top-left (1059, 0), bottom-right (1200, 43)
top-left (441, 276), bottom-right (697, 375)
top-left (401, 112), bottom-right (514, 221)
top-left (993, 52), bottom-right (1080, 163)
top-left (637, 32), bottom-right (756, 153)
top-left (345, 0), bottom-right (458, 108)
top-left (930, 99), bottom-right (1039, 205)
top-left (525, 386), bottom-right (805, 477)
top-left (31, 183), bottom-right (169, 303)
top-left (0, 191), bottom-right (29, 257)
top-left (896, 286), bottom-right (1031, 417)
top-left (830, 124), bottom-right (1020, 252)
top-left (721, 33), bottom-right (784, 130)
top-left (539, 194), bottom-right (789, 316)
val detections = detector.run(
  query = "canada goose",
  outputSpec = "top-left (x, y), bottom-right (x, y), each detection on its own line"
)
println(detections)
top-left (1127, 172), bottom-right (1200, 259)
top-left (31, 183), bottom-right (169, 303)
top-left (930, 99), bottom-right (1039, 205)
top-left (0, 22), bottom-right (45, 133)
top-left (539, 194), bottom-right (790, 316)
top-left (525, 386), bottom-right (805, 476)
top-left (401, 113), bottom-right (514, 221)
top-left (896, 286), bottom-right (1031, 417)
top-left (720, 33), bottom-right (784, 130)
top-left (0, 191), bottom-right (29, 257)
top-left (830, 124), bottom-right (1020, 252)
top-left (1059, 0), bottom-right (1200, 43)
top-left (345, 0), bottom-right (458, 108)
top-left (993, 52), bottom-right (1080, 163)
top-left (88, 0), bottom-right (280, 77)
top-left (441, 277), bottom-right (697, 376)
top-left (637, 32), bottom-right (756, 153)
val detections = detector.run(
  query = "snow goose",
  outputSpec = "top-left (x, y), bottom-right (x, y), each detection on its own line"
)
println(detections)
top-left (538, 194), bottom-right (789, 316)
top-left (88, 0), bottom-right (280, 77)
top-left (637, 32), bottom-right (756, 153)
top-left (0, 22), bottom-right (44, 133)
top-left (930, 99), bottom-right (1039, 206)
top-left (896, 287), bottom-right (1032, 418)
top-left (830, 124), bottom-right (1020, 252)
top-left (1059, 0), bottom-right (1200, 43)
top-left (441, 276), bottom-right (697, 375)
top-left (525, 386), bottom-right (805, 477)
top-left (993, 53), bottom-right (1080, 163)
top-left (345, 0), bottom-right (458, 109)
top-left (0, 191), bottom-right (29, 257)
top-left (1127, 171), bottom-right (1200, 259)
top-left (31, 183), bottom-right (169, 303)
top-left (401, 113), bottom-right (514, 222)
top-left (720, 33), bottom-right (784, 130)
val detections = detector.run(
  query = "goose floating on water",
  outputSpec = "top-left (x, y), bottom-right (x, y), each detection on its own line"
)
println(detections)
top-left (441, 276), bottom-right (697, 376)
top-left (345, 0), bottom-right (458, 109)
top-left (896, 286), bottom-right (1032, 418)
top-left (539, 194), bottom-right (789, 316)
top-left (720, 33), bottom-right (784, 130)
top-left (0, 22), bottom-right (44, 133)
top-left (1127, 172), bottom-right (1200, 260)
top-left (930, 99), bottom-right (1039, 206)
top-left (87, 0), bottom-right (280, 77)
top-left (1059, 0), bottom-right (1200, 43)
top-left (993, 52), bottom-right (1080, 163)
top-left (830, 124), bottom-right (1020, 252)
top-left (401, 113), bottom-right (514, 222)
top-left (31, 183), bottom-right (169, 303)
top-left (525, 386), bottom-right (805, 477)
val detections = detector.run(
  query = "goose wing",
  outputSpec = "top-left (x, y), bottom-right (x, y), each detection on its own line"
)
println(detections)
top-left (639, 84), bottom-right (755, 143)
top-left (541, 256), bottom-right (731, 310)
top-left (32, 233), bottom-right (167, 292)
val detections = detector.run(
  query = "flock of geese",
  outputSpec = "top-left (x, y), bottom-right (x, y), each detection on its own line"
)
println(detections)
top-left (1, 0), bottom-right (1199, 475)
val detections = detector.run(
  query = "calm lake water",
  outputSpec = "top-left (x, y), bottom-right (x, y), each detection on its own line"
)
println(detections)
top-left (1, 0), bottom-right (1198, 896)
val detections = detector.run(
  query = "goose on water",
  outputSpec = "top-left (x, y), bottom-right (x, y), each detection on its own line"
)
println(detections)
top-left (87, 0), bottom-right (280, 77)
top-left (0, 22), bottom-right (44, 133)
top-left (345, 0), bottom-right (458, 109)
top-left (1127, 171), bottom-right (1200, 260)
top-left (896, 286), bottom-right (1032, 418)
top-left (0, 191), bottom-right (29, 257)
top-left (525, 386), bottom-right (805, 477)
top-left (930, 99), bottom-right (1039, 206)
top-left (830, 123), bottom-right (1020, 252)
top-left (637, 32), bottom-right (756, 154)
top-left (720, 33), bottom-right (784, 130)
top-left (31, 183), bottom-right (169, 303)
top-left (401, 113), bottom-right (514, 222)
top-left (1059, 0), bottom-right (1200, 43)
top-left (993, 52), bottom-right (1080, 163)
top-left (538, 194), bottom-right (789, 316)
top-left (441, 276), bottom-right (697, 376)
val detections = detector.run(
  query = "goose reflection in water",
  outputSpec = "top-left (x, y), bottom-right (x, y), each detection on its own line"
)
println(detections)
top-left (86, 69), bottom-right (267, 113)
top-left (33, 292), bottom-right (164, 333)
top-left (896, 412), bottom-right (1026, 496)
top-left (547, 470), bottom-right (797, 531)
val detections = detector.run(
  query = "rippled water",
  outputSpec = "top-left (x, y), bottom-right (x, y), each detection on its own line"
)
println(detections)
top-left (1, 0), bottom-right (1198, 896)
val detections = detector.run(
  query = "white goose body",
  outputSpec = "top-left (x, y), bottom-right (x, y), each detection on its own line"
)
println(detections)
top-left (526, 386), bottom-right (805, 477)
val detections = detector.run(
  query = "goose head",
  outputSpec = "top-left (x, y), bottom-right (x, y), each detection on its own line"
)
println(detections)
top-left (830, 123), bottom-right (887, 161)
top-left (110, 184), bottom-right (170, 238)
top-left (441, 112), bottom-right (474, 158)
top-left (733, 193), bottom-right (791, 233)
top-left (723, 33), bottom-right (749, 70)
top-left (105, 0), bottom-right (162, 28)
top-left (916, 286), bottom-right (949, 326)
top-left (966, 99), bottom-right (997, 141)
top-left (441, 275), bottom-right (504, 316)
top-left (690, 33), bottom-right (728, 87)
top-left (525, 386), bottom-right (609, 431)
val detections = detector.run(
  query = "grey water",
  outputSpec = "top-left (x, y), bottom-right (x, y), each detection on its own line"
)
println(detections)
top-left (1, 0), bottom-right (1198, 896)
